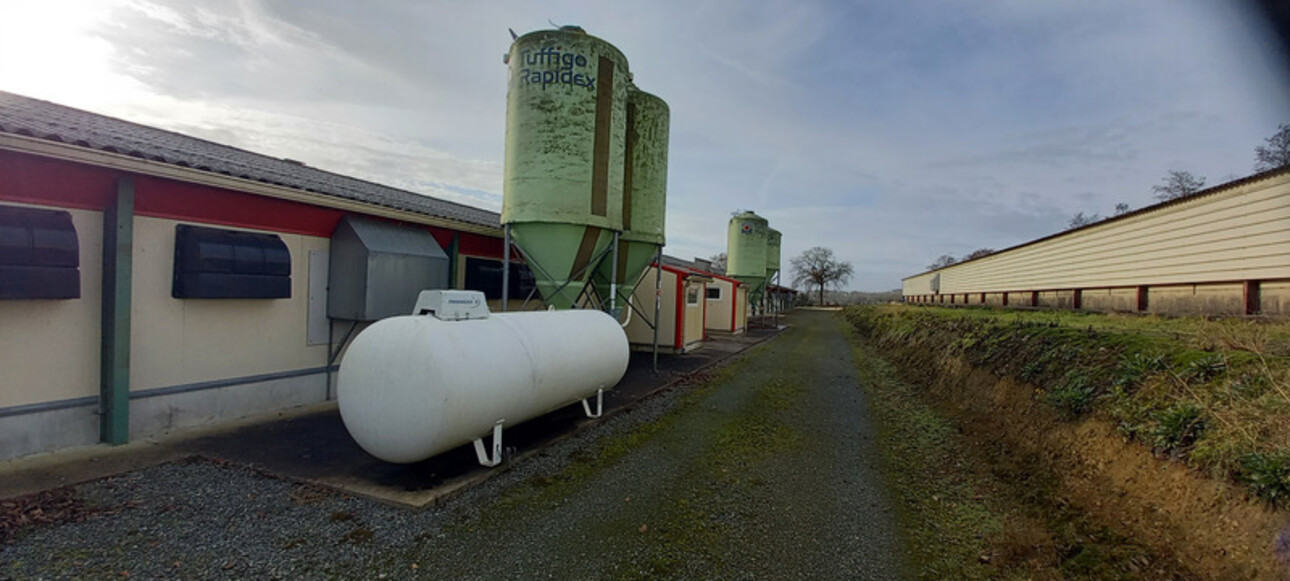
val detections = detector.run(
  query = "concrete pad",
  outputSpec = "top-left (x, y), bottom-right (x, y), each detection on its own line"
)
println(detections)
top-left (0, 320), bottom-right (788, 508)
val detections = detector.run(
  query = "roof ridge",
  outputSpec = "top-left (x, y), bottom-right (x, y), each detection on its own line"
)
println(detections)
top-left (0, 90), bottom-right (501, 228)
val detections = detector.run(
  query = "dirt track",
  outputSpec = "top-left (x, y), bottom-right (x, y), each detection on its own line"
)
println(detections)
top-left (405, 309), bottom-right (901, 579)
top-left (1, 311), bottom-right (901, 579)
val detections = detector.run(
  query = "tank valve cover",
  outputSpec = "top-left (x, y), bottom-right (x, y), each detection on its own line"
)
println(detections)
top-left (412, 290), bottom-right (491, 321)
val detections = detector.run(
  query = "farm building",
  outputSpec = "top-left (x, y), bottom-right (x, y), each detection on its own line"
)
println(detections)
top-left (623, 256), bottom-right (712, 353)
top-left (0, 91), bottom-right (532, 461)
top-left (765, 283), bottom-right (798, 313)
top-left (903, 168), bottom-right (1290, 316)
top-left (702, 272), bottom-right (749, 334)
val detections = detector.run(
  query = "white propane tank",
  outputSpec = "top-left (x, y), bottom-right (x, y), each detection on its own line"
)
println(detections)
top-left (337, 290), bottom-right (629, 464)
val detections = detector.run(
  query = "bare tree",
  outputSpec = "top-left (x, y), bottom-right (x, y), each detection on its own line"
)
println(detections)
top-left (1255, 123), bottom-right (1290, 171)
top-left (927, 254), bottom-right (958, 270)
top-left (1068, 212), bottom-right (1102, 229)
top-left (790, 247), bottom-right (853, 306)
top-left (1152, 170), bottom-right (1206, 201)
top-left (1114, 203), bottom-right (1130, 215)
top-left (962, 248), bottom-right (995, 261)
top-left (708, 252), bottom-right (727, 275)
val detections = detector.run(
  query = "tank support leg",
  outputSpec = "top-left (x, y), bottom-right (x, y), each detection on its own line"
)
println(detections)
top-left (581, 388), bottom-right (604, 419)
top-left (473, 420), bottom-right (505, 467)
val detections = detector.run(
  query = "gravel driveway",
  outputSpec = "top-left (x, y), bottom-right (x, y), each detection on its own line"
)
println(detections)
top-left (0, 310), bottom-right (899, 579)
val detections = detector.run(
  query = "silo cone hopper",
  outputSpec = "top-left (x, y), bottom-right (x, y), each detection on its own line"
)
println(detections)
top-left (727, 211), bottom-right (770, 307)
top-left (594, 87), bottom-right (670, 309)
top-left (765, 227), bottom-right (782, 310)
top-left (502, 26), bottom-right (630, 309)
top-left (509, 224), bottom-right (613, 309)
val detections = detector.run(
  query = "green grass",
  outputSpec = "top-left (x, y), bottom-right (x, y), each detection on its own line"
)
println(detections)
top-left (845, 329), bottom-right (1006, 580)
top-left (845, 304), bottom-right (1290, 507)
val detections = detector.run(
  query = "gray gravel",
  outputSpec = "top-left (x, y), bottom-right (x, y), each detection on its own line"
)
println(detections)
top-left (0, 311), bottom-right (899, 580)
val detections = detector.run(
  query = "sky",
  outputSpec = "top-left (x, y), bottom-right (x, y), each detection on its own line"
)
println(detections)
top-left (1, 1), bottom-right (1287, 291)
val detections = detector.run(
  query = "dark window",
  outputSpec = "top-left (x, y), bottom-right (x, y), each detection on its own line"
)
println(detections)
top-left (706, 286), bottom-right (721, 300)
top-left (0, 205), bottom-right (80, 299)
top-left (172, 224), bottom-right (290, 299)
top-left (463, 256), bottom-right (535, 300)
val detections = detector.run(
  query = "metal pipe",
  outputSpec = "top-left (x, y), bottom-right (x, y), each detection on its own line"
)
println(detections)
top-left (519, 241), bottom-right (614, 309)
top-left (652, 246), bottom-right (662, 372)
top-left (773, 271), bottom-right (780, 327)
top-left (447, 233), bottom-right (460, 289)
top-left (502, 224), bottom-right (510, 312)
top-left (609, 230), bottom-right (619, 313)
top-left (100, 177), bottom-right (134, 445)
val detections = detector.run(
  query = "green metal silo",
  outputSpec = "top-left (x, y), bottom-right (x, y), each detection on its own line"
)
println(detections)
top-left (593, 86), bottom-right (669, 307)
top-left (727, 211), bottom-right (770, 303)
top-left (766, 228), bottom-right (782, 280)
top-left (502, 27), bottom-right (630, 309)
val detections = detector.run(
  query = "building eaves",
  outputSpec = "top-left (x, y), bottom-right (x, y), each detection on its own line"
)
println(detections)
top-left (904, 166), bottom-right (1290, 281)
top-left (0, 91), bottom-right (501, 231)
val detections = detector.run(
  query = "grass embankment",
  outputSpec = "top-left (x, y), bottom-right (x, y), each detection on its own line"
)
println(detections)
top-left (847, 305), bottom-right (1290, 506)
top-left (847, 324), bottom-right (1199, 580)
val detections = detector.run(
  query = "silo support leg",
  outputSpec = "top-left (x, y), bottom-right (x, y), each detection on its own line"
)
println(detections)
top-left (582, 388), bottom-right (604, 418)
top-left (473, 420), bottom-right (505, 467)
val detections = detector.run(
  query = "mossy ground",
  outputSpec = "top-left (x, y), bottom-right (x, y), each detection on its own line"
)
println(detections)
top-left (390, 312), bottom-right (901, 579)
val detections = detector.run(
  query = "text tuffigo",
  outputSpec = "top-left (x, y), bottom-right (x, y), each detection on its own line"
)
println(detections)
top-left (518, 47), bottom-right (596, 90)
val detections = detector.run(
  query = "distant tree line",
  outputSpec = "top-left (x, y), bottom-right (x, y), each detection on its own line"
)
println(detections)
top-left (925, 124), bottom-right (1289, 272)
top-left (1063, 124), bottom-right (1290, 230)
top-left (927, 247), bottom-right (995, 271)
top-left (795, 289), bottom-right (902, 307)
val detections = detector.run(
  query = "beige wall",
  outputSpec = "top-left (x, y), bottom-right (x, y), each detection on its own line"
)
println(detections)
top-left (624, 267), bottom-right (706, 351)
top-left (1146, 283), bottom-right (1245, 316)
top-left (0, 204), bottom-right (103, 408)
top-left (1080, 287), bottom-right (1138, 312)
top-left (903, 171), bottom-right (1290, 316)
top-left (905, 172), bottom-right (1290, 295)
top-left (1262, 281), bottom-right (1290, 315)
top-left (626, 266), bottom-right (677, 347)
top-left (683, 279), bottom-right (705, 348)
top-left (704, 278), bottom-right (737, 332)
top-left (735, 286), bottom-right (749, 331)
top-left (129, 216), bottom-right (331, 392)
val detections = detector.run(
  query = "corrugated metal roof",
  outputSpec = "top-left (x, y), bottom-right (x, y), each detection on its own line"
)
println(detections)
top-left (660, 254), bottom-right (700, 271)
top-left (0, 91), bottom-right (501, 230)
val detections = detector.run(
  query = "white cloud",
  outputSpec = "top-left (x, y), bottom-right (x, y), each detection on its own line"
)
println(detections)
top-left (0, 0), bottom-right (1285, 291)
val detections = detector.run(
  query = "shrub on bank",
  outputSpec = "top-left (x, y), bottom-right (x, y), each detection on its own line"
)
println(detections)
top-left (844, 305), bottom-right (1290, 507)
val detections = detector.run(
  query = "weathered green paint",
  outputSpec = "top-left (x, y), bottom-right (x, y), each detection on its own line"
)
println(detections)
top-left (594, 239), bottom-right (661, 306)
top-left (766, 228), bottom-right (782, 279)
top-left (511, 223), bottom-right (610, 309)
top-left (100, 177), bottom-right (133, 445)
top-left (502, 27), bottom-right (629, 229)
top-left (620, 88), bottom-right (668, 246)
top-left (727, 211), bottom-right (770, 302)
top-left (594, 87), bottom-right (669, 302)
top-left (502, 27), bottom-right (630, 309)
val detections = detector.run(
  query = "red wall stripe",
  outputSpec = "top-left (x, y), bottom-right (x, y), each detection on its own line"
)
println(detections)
top-left (132, 175), bottom-right (344, 237)
top-left (0, 150), bottom-right (505, 257)
top-left (0, 150), bottom-right (117, 210)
